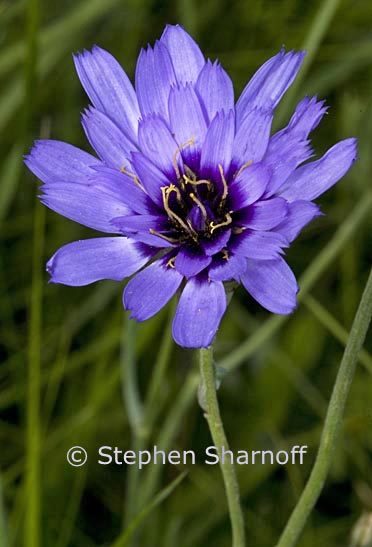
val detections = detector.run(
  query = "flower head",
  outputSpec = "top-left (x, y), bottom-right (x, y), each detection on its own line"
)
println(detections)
top-left (25, 25), bottom-right (357, 348)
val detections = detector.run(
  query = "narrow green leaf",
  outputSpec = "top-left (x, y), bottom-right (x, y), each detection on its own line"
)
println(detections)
top-left (0, 475), bottom-right (9, 547)
top-left (0, 144), bottom-right (23, 225)
top-left (0, 0), bottom-right (122, 78)
top-left (111, 472), bottom-right (187, 547)
top-left (275, 0), bottom-right (342, 127)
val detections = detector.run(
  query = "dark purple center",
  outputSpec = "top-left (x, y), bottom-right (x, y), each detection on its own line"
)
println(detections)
top-left (152, 163), bottom-right (235, 247)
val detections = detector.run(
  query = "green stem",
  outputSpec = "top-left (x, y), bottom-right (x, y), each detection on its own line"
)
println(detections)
top-left (276, 267), bottom-right (372, 547)
top-left (199, 346), bottom-right (246, 547)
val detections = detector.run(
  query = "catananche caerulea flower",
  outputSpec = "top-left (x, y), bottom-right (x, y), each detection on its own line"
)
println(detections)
top-left (25, 25), bottom-right (357, 348)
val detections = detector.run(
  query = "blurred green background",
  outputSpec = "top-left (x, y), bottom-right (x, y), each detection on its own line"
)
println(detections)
top-left (1, 0), bottom-right (372, 546)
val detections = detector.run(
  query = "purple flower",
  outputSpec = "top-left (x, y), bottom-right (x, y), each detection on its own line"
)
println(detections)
top-left (25, 24), bottom-right (357, 348)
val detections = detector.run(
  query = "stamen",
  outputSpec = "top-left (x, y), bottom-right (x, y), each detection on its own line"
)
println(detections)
top-left (161, 186), bottom-right (197, 237)
top-left (184, 165), bottom-right (196, 180)
top-left (232, 226), bottom-right (245, 234)
top-left (166, 256), bottom-right (176, 268)
top-left (233, 160), bottom-right (253, 179)
top-left (189, 192), bottom-right (208, 221)
top-left (222, 249), bottom-right (229, 260)
top-left (172, 137), bottom-right (195, 181)
top-left (149, 229), bottom-right (179, 244)
top-left (210, 213), bottom-right (232, 234)
top-left (218, 164), bottom-right (228, 202)
top-left (183, 165), bottom-right (213, 190)
top-left (183, 174), bottom-right (213, 189)
top-left (167, 184), bottom-right (183, 204)
top-left (120, 166), bottom-right (143, 189)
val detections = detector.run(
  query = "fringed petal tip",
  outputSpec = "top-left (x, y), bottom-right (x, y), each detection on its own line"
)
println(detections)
top-left (279, 137), bottom-right (358, 202)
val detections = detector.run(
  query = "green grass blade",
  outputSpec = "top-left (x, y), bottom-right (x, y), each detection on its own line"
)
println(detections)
top-left (275, 0), bottom-right (342, 127)
top-left (303, 295), bottom-right (372, 374)
top-left (121, 318), bottom-right (144, 434)
top-left (0, 475), bottom-right (9, 547)
top-left (0, 0), bottom-right (122, 78)
top-left (111, 472), bottom-right (187, 547)
top-left (25, 199), bottom-right (45, 547)
top-left (0, 144), bottom-right (23, 225)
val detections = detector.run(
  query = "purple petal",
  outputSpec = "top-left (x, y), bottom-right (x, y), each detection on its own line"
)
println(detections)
top-left (82, 107), bottom-right (137, 169)
top-left (47, 237), bottom-right (150, 286)
top-left (172, 276), bottom-right (226, 348)
top-left (138, 115), bottom-right (182, 179)
top-left (195, 60), bottom-right (234, 122)
top-left (174, 247), bottom-right (212, 278)
top-left (88, 166), bottom-right (155, 215)
top-left (200, 110), bottom-right (235, 181)
top-left (201, 229), bottom-right (231, 256)
top-left (111, 213), bottom-right (168, 234)
top-left (131, 152), bottom-right (170, 207)
top-left (273, 200), bottom-right (322, 242)
top-left (279, 138), bottom-right (358, 202)
top-left (232, 107), bottom-right (273, 165)
top-left (73, 46), bottom-right (140, 142)
top-left (128, 231), bottom-right (176, 248)
top-left (263, 96), bottom-right (327, 196)
top-left (24, 140), bottom-right (101, 184)
top-left (238, 197), bottom-right (288, 230)
top-left (168, 83), bottom-right (208, 170)
top-left (160, 24), bottom-right (205, 84)
top-left (279, 95), bottom-right (327, 139)
top-left (236, 49), bottom-right (305, 122)
top-left (123, 257), bottom-right (183, 320)
top-left (240, 257), bottom-right (298, 314)
top-left (232, 230), bottom-right (288, 259)
top-left (228, 163), bottom-right (270, 211)
top-left (135, 42), bottom-right (176, 119)
top-left (262, 135), bottom-right (313, 197)
top-left (209, 252), bottom-right (247, 282)
top-left (40, 182), bottom-right (130, 233)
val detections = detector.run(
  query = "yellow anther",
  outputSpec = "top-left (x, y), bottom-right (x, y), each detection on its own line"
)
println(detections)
top-left (149, 229), bottom-right (179, 244)
top-left (222, 249), bottom-right (229, 260)
top-left (189, 192), bottom-right (208, 220)
top-left (167, 256), bottom-right (176, 268)
top-left (183, 175), bottom-right (213, 189)
top-left (120, 166), bottom-right (143, 189)
top-left (167, 184), bottom-right (182, 204)
top-left (183, 165), bottom-right (212, 189)
top-left (218, 164), bottom-right (228, 202)
top-left (161, 185), bottom-right (197, 237)
top-left (233, 160), bottom-right (253, 179)
top-left (210, 213), bottom-right (232, 234)
top-left (184, 165), bottom-right (195, 179)
top-left (172, 137), bottom-right (195, 180)
top-left (173, 152), bottom-right (181, 181)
